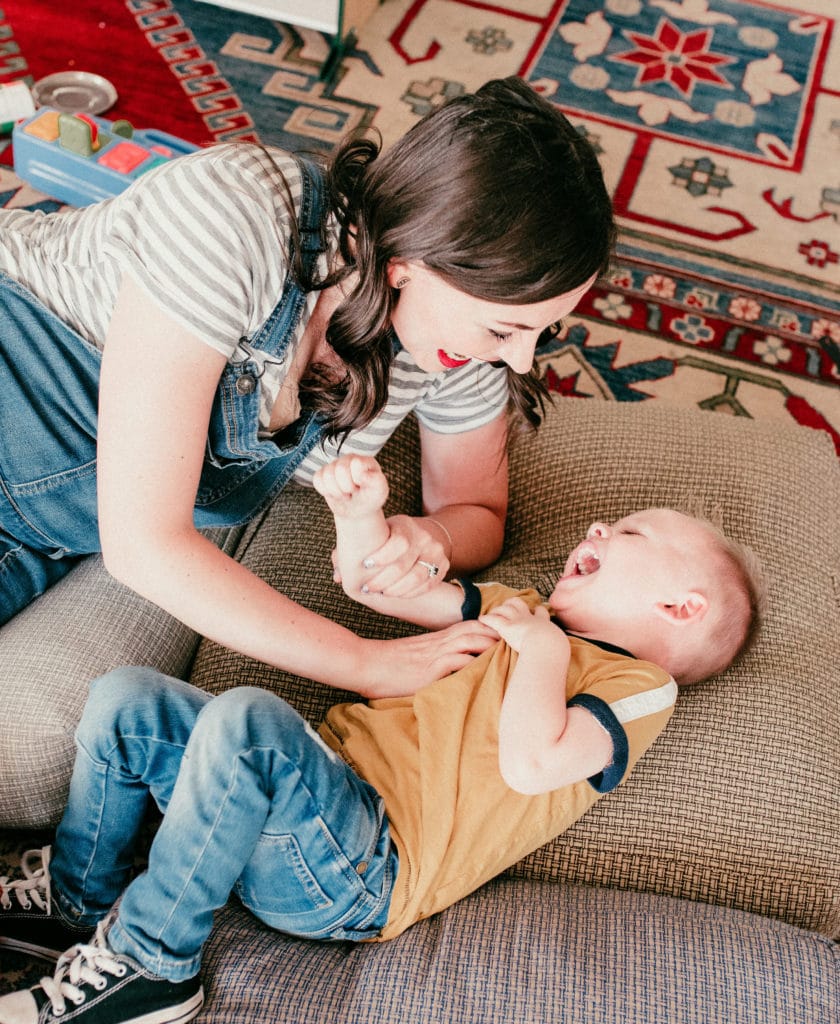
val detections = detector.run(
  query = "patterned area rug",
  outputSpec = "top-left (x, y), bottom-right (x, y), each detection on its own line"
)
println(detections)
top-left (1, 0), bottom-right (838, 451)
top-left (0, 833), bottom-right (55, 994)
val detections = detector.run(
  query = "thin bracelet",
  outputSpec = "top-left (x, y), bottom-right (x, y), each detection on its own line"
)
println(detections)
top-left (426, 517), bottom-right (454, 560)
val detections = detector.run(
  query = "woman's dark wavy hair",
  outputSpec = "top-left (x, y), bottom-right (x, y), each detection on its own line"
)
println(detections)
top-left (296, 76), bottom-right (616, 438)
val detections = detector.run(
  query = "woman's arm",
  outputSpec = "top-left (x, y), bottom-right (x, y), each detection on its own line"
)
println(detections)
top-left (97, 273), bottom-right (495, 697)
top-left (358, 413), bottom-right (509, 595)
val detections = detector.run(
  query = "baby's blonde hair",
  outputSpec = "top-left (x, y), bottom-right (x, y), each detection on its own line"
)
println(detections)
top-left (673, 513), bottom-right (767, 685)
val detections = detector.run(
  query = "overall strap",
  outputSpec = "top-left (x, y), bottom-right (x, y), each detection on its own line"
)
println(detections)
top-left (194, 157), bottom-right (332, 527)
top-left (243, 156), bottom-right (328, 362)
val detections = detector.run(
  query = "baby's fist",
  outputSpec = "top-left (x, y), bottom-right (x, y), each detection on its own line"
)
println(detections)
top-left (479, 598), bottom-right (548, 653)
top-left (313, 455), bottom-right (389, 518)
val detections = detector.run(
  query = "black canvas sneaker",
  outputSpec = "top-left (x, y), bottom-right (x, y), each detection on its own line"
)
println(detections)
top-left (0, 922), bottom-right (204, 1024)
top-left (0, 847), bottom-right (91, 962)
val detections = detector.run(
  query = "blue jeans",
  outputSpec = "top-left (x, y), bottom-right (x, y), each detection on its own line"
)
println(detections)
top-left (50, 668), bottom-right (397, 981)
top-left (0, 274), bottom-right (102, 618)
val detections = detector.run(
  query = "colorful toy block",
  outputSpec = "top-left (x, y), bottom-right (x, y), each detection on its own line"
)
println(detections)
top-left (12, 108), bottom-right (199, 207)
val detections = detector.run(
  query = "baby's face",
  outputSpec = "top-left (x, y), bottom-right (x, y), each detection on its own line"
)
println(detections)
top-left (548, 509), bottom-right (716, 640)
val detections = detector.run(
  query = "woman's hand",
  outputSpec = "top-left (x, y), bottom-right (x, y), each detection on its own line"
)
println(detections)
top-left (359, 619), bottom-right (500, 699)
top-left (326, 410), bottom-right (510, 597)
top-left (355, 513), bottom-right (452, 598)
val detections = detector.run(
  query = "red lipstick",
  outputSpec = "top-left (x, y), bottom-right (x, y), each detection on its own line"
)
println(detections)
top-left (438, 349), bottom-right (471, 368)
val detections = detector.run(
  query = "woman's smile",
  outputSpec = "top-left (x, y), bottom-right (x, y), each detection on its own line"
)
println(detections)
top-left (437, 349), bottom-right (472, 368)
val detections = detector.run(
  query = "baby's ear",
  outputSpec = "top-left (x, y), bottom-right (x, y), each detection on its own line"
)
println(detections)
top-left (655, 591), bottom-right (708, 624)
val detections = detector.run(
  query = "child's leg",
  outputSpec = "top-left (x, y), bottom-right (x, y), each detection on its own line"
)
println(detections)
top-left (50, 667), bottom-right (211, 927)
top-left (108, 687), bottom-right (395, 982)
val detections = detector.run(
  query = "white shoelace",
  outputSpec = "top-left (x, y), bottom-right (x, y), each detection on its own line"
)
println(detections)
top-left (0, 845), bottom-right (52, 914)
top-left (40, 921), bottom-right (128, 1015)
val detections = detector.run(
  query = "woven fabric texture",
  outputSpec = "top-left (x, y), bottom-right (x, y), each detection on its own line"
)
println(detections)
top-left (199, 877), bottom-right (839, 1024)
top-left (0, 526), bottom-right (243, 827)
top-left (189, 398), bottom-right (840, 936)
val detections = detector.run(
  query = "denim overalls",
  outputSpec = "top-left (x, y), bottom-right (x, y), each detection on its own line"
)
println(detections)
top-left (0, 159), bottom-right (329, 625)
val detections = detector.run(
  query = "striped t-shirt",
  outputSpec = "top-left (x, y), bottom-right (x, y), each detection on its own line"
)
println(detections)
top-left (0, 143), bottom-right (508, 484)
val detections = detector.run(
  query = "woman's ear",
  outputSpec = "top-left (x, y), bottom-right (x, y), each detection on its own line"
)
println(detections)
top-left (655, 591), bottom-right (708, 624)
top-left (386, 259), bottom-right (412, 289)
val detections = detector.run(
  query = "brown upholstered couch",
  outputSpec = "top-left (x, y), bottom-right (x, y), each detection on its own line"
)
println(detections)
top-left (2, 397), bottom-right (838, 1022)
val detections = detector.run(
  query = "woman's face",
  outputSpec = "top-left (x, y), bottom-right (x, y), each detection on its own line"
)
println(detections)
top-left (387, 261), bottom-right (596, 374)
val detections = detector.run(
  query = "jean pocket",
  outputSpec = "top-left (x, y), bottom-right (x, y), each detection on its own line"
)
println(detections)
top-left (234, 815), bottom-right (390, 941)
top-left (0, 460), bottom-right (100, 553)
top-left (236, 831), bottom-right (334, 917)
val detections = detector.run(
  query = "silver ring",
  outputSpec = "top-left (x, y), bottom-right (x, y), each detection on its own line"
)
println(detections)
top-left (418, 560), bottom-right (440, 579)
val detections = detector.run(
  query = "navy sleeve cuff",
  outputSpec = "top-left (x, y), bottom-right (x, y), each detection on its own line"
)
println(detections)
top-left (567, 693), bottom-right (629, 793)
top-left (456, 577), bottom-right (483, 620)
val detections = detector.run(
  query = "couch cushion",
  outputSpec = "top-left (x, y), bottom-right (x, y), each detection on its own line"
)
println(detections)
top-left (188, 398), bottom-right (840, 936)
top-left (0, 527), bottom-right (243, 828)
top-left (198, 879), bottom-right (839, 1024)
top-left (499, 400), bottom-right (840, 939)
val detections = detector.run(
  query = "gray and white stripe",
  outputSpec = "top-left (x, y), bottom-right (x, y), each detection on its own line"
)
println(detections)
top-left (294, 352), bottom-right (508, 484)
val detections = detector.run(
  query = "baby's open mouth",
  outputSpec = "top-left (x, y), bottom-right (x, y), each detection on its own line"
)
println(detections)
top-left (572, 543), bottom-right (600, 576)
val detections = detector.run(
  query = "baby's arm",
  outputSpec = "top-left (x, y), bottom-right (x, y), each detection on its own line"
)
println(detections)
top-left (485, 598), bottom-right (614, 794)
top-left (313, 456), bottom-right (467, 630)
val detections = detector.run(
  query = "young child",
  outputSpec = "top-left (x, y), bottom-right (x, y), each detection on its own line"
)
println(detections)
top-left (0, 456), bottom-right (763, 1024)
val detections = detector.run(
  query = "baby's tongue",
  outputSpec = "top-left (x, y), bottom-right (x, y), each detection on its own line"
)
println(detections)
top-left (578, 551), bottom-right (600, 575)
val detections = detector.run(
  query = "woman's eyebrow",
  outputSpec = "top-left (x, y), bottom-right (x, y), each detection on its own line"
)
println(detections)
top-left (495, 319), bottom-right (536, 330)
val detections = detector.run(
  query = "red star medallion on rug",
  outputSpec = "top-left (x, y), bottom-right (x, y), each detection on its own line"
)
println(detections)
top-left (612, 18), bottom-right (735, 97)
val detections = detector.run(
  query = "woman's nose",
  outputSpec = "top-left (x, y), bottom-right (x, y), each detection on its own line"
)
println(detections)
top-left (587, 522), bottom-right (611, 539)
top-left (499, 335), bottom-right (538, 374)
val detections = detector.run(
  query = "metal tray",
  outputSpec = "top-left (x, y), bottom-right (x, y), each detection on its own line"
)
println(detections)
top-left (31, 72), bottom-right (118, 116)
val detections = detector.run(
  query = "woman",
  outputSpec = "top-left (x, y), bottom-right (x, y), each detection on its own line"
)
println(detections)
top-left (0, 77), bottom-right (614, 696)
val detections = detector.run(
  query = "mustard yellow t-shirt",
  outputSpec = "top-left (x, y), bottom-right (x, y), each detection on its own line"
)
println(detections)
top-left (318, 583), bottom-right (677, 940)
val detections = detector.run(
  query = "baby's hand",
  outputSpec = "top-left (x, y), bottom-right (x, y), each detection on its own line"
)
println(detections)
top-left (313, 455), bottom-right (389, 519)
top-left (479, 598), bottom-right (550, 653)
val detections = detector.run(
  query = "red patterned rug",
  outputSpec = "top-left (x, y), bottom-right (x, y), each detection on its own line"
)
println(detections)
top-left (1, 0), bottom-right (838, 453)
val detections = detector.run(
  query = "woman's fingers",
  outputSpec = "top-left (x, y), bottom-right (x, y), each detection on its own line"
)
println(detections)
top-left (361, 514), bottom-right (450, 595)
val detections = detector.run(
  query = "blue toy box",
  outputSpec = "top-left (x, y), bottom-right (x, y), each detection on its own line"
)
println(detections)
top-left (12, 108), bottom-right (199, 207)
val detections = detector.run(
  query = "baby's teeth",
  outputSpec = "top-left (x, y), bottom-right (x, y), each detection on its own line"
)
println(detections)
top-left (577, 550), bottom-right (600, 575)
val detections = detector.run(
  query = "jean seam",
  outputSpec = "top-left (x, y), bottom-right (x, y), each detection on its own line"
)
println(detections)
top-left (0, 539), bottom-right (23, 569)
top-left (0, 476), bottom-right (64, 550)
top-left (64, 754), bottom-right (114, 923)
top-left (108, 917), bottom-right (200, 982)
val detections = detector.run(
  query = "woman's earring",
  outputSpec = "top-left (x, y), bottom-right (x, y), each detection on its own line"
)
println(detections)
top-left (395, 277), bottom-right (410, 288)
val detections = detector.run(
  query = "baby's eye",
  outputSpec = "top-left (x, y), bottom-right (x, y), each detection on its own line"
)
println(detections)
top-left (489, 329), bottom-right (513, 343)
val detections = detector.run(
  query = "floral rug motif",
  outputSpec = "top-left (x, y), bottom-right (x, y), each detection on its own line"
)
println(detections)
top-left (0, 0), bottom-right (837, 452)
top-left (525, 0), bottom-right (839, 449)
